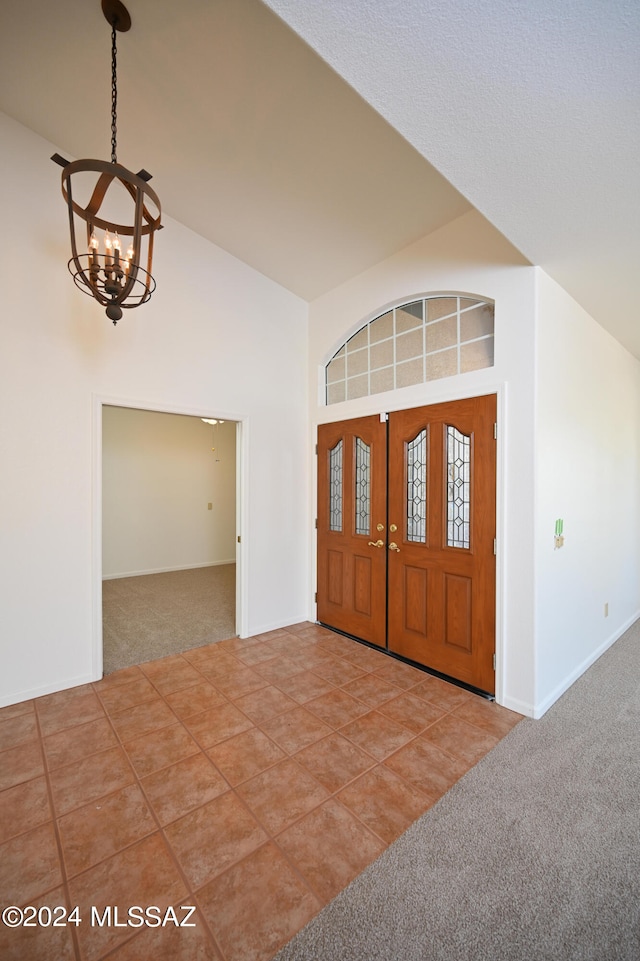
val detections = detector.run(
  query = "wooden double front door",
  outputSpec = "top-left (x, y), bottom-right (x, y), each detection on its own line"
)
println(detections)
top-left (316, 395), bottom-right (496, 694)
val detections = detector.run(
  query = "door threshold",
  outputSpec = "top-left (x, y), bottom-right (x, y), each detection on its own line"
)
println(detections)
top-left (317, 622), bottom-right (495, 701)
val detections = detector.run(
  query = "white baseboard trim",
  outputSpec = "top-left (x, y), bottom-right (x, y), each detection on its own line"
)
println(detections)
top-left (103, 560), bottom-right (236, 581)
top-left (0, 672), bottom-right (96, 709)
top-left (532, 610), bottom-right (640, 719)
top-left (499, 695), bottom-right (535, 719)
top-left (241, 614), bottom-right (310, 639)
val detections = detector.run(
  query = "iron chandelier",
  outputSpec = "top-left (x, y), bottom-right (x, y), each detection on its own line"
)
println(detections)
top-left (52, 0), bottom-right (161, 324)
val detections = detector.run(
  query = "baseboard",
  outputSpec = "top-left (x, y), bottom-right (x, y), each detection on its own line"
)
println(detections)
top-left (0, 671), bottom-right (96, 709)
top-left (499, 694), bottom-right (535, 719)
top-left (103, 560), bottom-right (236, 581)
top-left (532, 610), bottom-right (640, 719)
top-left (240, 614), bottom-right (310, 639)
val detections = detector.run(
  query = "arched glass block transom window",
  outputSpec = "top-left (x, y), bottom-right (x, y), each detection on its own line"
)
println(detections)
top-left (326, 295), bottom-right (494, 405)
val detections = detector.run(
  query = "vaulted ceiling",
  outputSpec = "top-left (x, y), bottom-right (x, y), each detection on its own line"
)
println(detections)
top-left (2, 0), bottom-right (638, 357)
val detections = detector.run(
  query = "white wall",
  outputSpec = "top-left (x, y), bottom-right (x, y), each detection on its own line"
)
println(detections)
top-left (3, 110), bottom-right (636, 717)
top-left (307, 210), bottom-right (537, 715)
top-left (102, 407), bottom-right (236, 577)
top-left (0, 112), bottom-right (309, 707)
top-left (534, 269), bottom-right (640, 714)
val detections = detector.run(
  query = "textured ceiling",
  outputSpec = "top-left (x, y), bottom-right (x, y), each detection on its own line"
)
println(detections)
top-left (262, 0), bottom-right (640, 358)
top-left (1, 0), bottom-right (638, 357)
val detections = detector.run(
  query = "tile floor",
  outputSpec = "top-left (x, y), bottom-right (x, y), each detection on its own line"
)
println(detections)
top-left (0, 623), bottom-right (522, 961)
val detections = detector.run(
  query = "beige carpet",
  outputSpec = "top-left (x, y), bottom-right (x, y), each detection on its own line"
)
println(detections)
top-left (274, 617), bottom-right (640, 961)
top-left (102, 565), bottom-right (236, 674)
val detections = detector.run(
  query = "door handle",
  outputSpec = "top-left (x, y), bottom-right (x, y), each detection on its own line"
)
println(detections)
top-left (388, 542), bottom-right (400, 552)
top-left (368, 539), bottom-right (384, 548)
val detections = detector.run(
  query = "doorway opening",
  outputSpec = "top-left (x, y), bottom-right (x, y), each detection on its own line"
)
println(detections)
top-left (100, 404), bottom-right (240, 675)
top-left (317, 395), bottom-right (497, 695)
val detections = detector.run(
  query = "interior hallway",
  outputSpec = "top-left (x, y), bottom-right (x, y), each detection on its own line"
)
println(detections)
top-left (0, 623), bottom-right (521, 961)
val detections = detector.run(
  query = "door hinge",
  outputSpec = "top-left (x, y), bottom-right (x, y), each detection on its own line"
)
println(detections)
top-left (493, 653), bottom-right (496, 671)
top-left (314, 592), bottom-right (318, 603)
top-left (493, 538), bottom-right (497, 555)
top-left (314, 518), bottom-right (318, 529)
top-left (493, 422), bottom-right (497, 440)
top-left (315, 443), bottom-right (318, 455)
top-left (237, 535), bottom-right (241, 543)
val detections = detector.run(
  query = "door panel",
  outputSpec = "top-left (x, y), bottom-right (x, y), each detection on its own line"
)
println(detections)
top-left (353, 555), bottom-right (373, 615)
top-left (316, 395), bottom-right (496, 693)
top-left (387, 395), bottom-right (496, 692)
top-left (444, 573), bottom-right (472, 651)
top-left (327, 550), bottom-right (344, 605)
top-left (317, 416), bottom-right (387, 647)
top-left (404, 565), bottom-right (428, 635)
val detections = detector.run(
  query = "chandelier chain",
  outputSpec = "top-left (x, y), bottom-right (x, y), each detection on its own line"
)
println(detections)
top-left (111, 24), bottom-right (118, 164)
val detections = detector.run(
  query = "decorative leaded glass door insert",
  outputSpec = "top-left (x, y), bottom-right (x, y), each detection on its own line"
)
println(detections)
top-left (329, 440), bottom-right (343, 532)
top-left (446, 425), bottom-right (471, 549)
top-left (406, 429), bottom-right (427, 543)
top-left (354, 438), bottom-right (371, 536)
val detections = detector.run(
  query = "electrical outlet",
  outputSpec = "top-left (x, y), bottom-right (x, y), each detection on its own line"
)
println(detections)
top-left (207, 502), bottom-right (212, 510)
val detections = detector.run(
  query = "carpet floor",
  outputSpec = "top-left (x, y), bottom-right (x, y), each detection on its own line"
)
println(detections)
top-left (274, 618), bottom-right (640, 961)
top-left (102, 566), bottom-right (236, 675)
